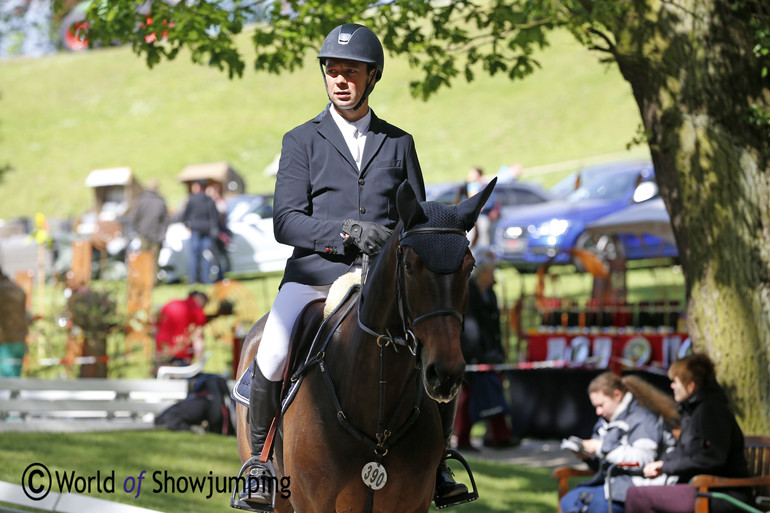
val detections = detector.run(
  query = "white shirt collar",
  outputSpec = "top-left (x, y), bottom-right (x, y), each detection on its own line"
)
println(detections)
top-left (329, 105), bottom-right (372, 137)
top-left (328, 106), bottom-right (371, 169)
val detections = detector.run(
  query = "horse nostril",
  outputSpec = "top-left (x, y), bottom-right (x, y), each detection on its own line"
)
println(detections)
top-left (425, 362), bottom-right (462, 390)
top-left (425, 363), bottom-right (440, 387)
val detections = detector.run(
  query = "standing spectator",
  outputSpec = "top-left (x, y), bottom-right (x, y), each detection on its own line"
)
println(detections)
top-left (127, 179), bottom-right (169, 283)
top-left (560, 372), bottom-right (678, 513)
top-left (459, 167), bottom-right (498, 248)
top-left (625, 353), bottom-right (751, 513)
top-left (206, 183), bottom-right (230, 282)
top-left (455, 250), bottom-right (515, 451)
top-left (182, 180), bottom-right (220, 284)
top-left (153, 290), bottom-right (209, 370)
top-left (0, 266), bottom-right (28, 377)
top-left (496, 162), bottom-right (524, 182)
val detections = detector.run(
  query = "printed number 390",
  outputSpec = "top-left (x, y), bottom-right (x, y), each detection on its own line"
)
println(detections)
top-left (361, 462), bottom-right (388, 490)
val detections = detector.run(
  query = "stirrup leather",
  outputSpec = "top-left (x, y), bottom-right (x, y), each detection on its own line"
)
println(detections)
top-left (434, 449), bottom-right (479, 509)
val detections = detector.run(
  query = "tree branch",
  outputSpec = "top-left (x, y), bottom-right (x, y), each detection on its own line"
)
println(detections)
top-left (587, 27), bottom-right (616, 54)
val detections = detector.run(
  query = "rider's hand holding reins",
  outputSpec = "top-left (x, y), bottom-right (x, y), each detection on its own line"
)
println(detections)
top-left (342, 218), bottom-right (391, 255)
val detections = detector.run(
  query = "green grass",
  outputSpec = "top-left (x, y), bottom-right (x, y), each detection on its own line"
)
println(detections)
top-left (0, 29), bottom-right (647, 220)
top-left (0, 430), bottom-right (562, 513)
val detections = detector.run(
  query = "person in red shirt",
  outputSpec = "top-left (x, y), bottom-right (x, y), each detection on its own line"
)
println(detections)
top-left (154, 291), bottom-right (208, 368)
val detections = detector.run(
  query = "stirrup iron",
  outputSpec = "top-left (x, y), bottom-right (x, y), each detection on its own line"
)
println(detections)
top-left (230, 457), bottom-right (277, 512)
top-left (434, 449), bottom-right (479, 509)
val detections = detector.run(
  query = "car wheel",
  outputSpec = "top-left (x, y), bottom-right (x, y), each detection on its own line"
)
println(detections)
top-left (573, 231), bottom-right (625, 271)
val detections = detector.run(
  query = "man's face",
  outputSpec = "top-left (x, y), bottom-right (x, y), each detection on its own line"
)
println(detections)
top-left (324, 58), bottom-right (373, 117)
top-left (589, 390), bottom-right (623, 421)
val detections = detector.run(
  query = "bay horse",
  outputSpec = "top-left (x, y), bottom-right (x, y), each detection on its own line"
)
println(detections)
top-left (234, 179), bottom-right (496, 513)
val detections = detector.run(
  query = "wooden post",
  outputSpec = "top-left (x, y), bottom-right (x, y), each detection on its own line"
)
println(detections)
top-left (13, 270), bottom-right (34, 311)
top-left (126, 251), bottom-right (154, 359)
top-left (68, 239), bottom-right (92, 289)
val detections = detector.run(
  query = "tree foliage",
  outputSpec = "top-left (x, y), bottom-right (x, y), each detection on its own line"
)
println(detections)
top-left (64, 1), bottom-right (769, 114)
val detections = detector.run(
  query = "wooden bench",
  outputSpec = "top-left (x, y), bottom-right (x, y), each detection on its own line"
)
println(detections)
top-left (0, 378), bottom-right (188, 432)
top-left (552, 461), bottom-right (594, 512)
top-left (691, 435), bottom-right (770, 513)
top-left (552, 435), bottom-right (770, 513)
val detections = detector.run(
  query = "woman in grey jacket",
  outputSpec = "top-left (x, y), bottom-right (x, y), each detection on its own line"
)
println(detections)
top-left (560, 372), bottom-right (677, 513)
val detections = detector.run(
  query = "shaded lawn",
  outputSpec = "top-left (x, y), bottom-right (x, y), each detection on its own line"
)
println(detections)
top-left (0, 430), bottom-right (568, 512)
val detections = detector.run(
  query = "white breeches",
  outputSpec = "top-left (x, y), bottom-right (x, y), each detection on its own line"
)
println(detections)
top-left (256, 282), bottom-right (330, 382)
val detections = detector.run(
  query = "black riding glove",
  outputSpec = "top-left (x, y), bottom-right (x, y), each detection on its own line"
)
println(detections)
top-left (341, 218), bottom-right (392, 255)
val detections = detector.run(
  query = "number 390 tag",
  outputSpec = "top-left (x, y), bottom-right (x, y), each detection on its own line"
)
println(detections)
top-left (361, 461), bottom-right (388, 490)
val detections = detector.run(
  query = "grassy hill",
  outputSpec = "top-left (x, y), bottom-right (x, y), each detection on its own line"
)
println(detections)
top-left (0, 29), bottom-right (647, 220)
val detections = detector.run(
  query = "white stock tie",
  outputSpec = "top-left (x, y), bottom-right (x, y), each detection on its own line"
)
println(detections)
top-left (353, 128), bottom-right (364, 170)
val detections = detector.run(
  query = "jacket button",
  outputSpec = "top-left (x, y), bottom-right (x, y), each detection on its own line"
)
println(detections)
top-left (358, 179), bottom-right (365, 185)
top-left (360, 207), bottom-right (366, 214)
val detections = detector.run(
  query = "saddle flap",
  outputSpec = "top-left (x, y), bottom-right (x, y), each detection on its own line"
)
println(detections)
top-left (231, 298), bottom-right (327, 408)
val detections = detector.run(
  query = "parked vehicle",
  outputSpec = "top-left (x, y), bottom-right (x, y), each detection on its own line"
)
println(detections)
top-left (492, 159), bottom-right (678, 268)
top-left (426, 180), bottom-right (553, 210)
top-left (548, 165), bottom-right (606, 199)
top-left (158, 193), bottom-right (292, 283)
top-left (587, 197), bottom-right (675, 245)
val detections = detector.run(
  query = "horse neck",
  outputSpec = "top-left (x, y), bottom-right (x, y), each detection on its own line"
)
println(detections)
top-left (336, 239), bottom-right (419, 403)
top-left (359, 237), bottom-right (405, 338)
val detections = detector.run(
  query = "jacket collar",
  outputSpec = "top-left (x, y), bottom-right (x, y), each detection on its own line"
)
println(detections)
top-left (678, 380), bottom-right (724, 414)
top-left (316, 105), bottom-right (387, 174)
top-left (610, 391), bottom-right (634, 422)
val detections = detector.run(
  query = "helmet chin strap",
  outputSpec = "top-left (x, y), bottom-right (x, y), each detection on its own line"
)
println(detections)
top-left (350, 71), bottom-right (377, 111)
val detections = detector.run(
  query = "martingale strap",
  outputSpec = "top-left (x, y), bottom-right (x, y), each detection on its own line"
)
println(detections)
top-left (318, 353), bottom-right (424, 456)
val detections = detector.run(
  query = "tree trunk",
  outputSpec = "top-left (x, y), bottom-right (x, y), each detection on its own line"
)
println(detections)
top-left (609, 0), bottom-right (770, 433)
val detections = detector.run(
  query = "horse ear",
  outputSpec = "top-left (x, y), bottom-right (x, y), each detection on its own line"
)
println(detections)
top-left (397, 181), bottom-right (428, 229)
top-left (456, 177), bottom-right (497, 231)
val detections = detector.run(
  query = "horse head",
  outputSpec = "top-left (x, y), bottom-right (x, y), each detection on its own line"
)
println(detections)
top-left (395, 178), bottom-right (496, 402)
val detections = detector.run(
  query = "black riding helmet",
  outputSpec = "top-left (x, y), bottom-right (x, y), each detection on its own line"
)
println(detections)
top-left (318, 23), bottom-right (384, 111)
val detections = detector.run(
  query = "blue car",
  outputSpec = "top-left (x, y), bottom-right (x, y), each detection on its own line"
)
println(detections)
top-left (492, 159), bottom-right (678, 268)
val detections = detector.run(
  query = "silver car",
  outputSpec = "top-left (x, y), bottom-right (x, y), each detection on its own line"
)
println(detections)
top-left (158, 194), bottom-right (292, 283)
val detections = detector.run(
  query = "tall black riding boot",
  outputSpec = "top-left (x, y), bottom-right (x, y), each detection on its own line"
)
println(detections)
top-left (435, 398), bottom-right (469, 505)
top-left (233, 361), bottom-right (282, 512)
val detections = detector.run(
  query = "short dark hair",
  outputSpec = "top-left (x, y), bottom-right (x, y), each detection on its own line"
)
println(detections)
top-left (189, 291), bottom-right (208, 304)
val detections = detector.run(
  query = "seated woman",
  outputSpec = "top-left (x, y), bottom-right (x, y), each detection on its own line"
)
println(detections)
top-left (560, 372), bottom-right (678, 513)
top-left (625, 353), bottom-right (751, 513)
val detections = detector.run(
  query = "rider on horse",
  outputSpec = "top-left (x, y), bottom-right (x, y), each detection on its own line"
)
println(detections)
top-left (235, 23), bottom-right (469, 512)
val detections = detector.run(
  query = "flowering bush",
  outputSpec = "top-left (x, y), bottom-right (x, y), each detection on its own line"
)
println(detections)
top-left (66, 286), bottom-right (122, 377)
top-left (67, 287), bottom-right (120, 340)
